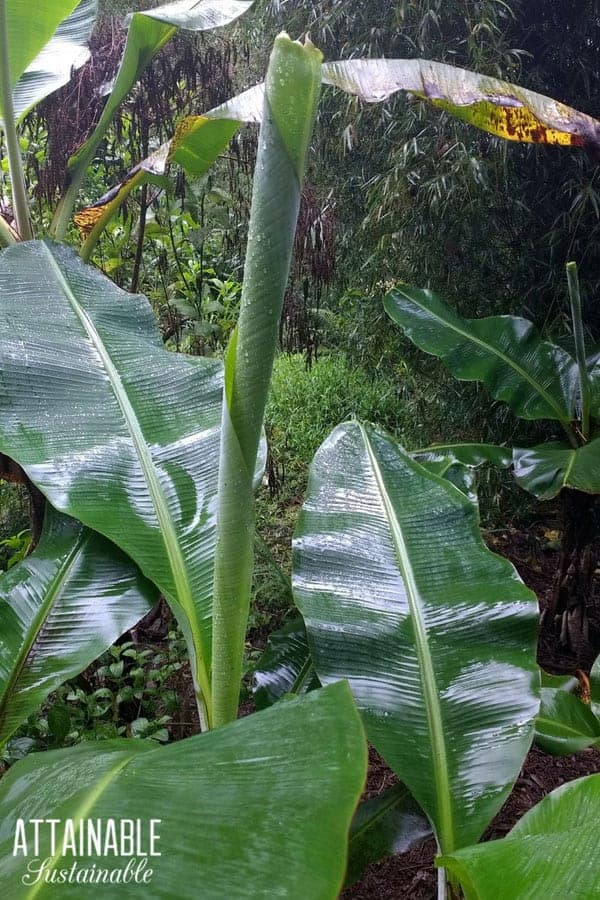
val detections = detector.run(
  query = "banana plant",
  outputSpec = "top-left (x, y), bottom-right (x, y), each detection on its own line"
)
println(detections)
top-left (384, 262), bottom-right (600, 650)
top-left (293, 421), bottom-right (540, 896)
top-left (2, 1), bottom-right (600, 893)
top-left (0, 12), bottom-right (368, 894)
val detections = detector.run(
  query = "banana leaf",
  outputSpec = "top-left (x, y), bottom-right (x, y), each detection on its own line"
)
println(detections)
top-left (414, 444), bottom-right (513, 502)
top-left (73, 85), bottom-right (265, 253)
top-left (0, 0), bottom-right (81, 121)
top-left (12, 0), bottom-right (97, 122)
top-left (513, 438), bottom-right (600, 499)
top-left (0, 240), bottom-right (222, 726)
top-left (73, 53), bottom-right (600, 249)
top-left (413, 443), bottom-right (512, 469)
top-left (384, 286), bottom-right (578, 427)
top-left (57, 0), bottom-right (253, 235)
top-left (346, 783), bottom-right (431, 887)
top-left (0, 505), bottom-right (156, 747)
top-left (535, 687), bottom-right (600, 755)
top-left (293, 422), bottom-right (539, 853)
top-left (321, 58), bottom-right (600, 149)
top-left (253, 616), bottom-right (319, 710)
top-left (440, 774), bottom-right (600, 900)
top-left (0, 682), bottom-right (367, 899)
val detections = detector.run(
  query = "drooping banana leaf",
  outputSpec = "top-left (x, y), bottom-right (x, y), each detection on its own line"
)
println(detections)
top-left (513, 438), bottom-right (600, 499)
top-left (0, 0), bottom-right (81, 122)
top-left (253, 616), bottom-right (319, 710)
top-left (321, 58), bottom-right (600, 149)
top-left (384, 286), bottom-right (578, 430)
top-left (52, 0), bottom-right (254, 238)
top-left (440, 774), bottom-right (600, 900)
top-left (0, 240), bottom-right (222, 727)
top-left (0, 505), bottom-right (156, 748)
top-left (534, 687), bottom-right (600, 756)
top-left (12, 0), bottom-right (97, 123)
top-left (73, 84), bottom-right (265, 256)
top-left (293, 422), bottom-right (539, 853)
top-left (0, 682), bottom-right (366, 900)
top-left (345, 783), bottom-right (432, 887)
top-left (72, 53), bottom-right (600, 250)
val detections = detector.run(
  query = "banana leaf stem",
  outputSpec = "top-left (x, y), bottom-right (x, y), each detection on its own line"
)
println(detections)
top-left (566, 261), bottom-right (591, 442)
top-left (0, 0), bottom-right (33, 241)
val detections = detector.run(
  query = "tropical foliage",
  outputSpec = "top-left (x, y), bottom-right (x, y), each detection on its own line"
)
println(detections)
top-left (1, 1), bottom-right (600, 898)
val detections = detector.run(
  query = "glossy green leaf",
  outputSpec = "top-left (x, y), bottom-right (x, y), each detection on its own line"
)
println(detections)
top-left (513, 438), bottom-right (600, 499)
top-left (0, 505), bottom-right (156, 747)
top-left (12, 0), bottom-right (97, 122)
top-left (416, 458), bottom-right (478, 503)
top-left (293, 422), bottom-right (539, 853)
top-left (588, 349), bottom-right (600, 416)
top-left (441, 774), bottom-right (600, 899)
top-left (253, 616), bottom-right (319, 710)
top-left (413, 443), bottom-right (513, 469)
top-left (322, 59), bottom-right (600, 149)
top-left (535, 687), bottom-right (600, 755)
top-left (385, 286), bottom-right (578, 426)
top-left (0, 682), bottom-right (367, 899)
top-left (0, 0), bottom-right (80, 116)
top-left (0, 240), bottom-right (222, 727)
top-left (414, 444), bottom-right (512, 504)
top-left (346, 783), bottom-right (431, 887)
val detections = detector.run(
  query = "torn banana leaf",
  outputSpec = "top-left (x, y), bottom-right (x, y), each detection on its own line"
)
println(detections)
top-left (321, 58), bottom-right (600, 148)
top-left (0, 506), bottom-right (156, 747)
top-left (74, 84), bottom-right (265, 251)
top-left (68, 0), bottom-right (253, 172)
top-left (74, 53), bottom-right (600, 248)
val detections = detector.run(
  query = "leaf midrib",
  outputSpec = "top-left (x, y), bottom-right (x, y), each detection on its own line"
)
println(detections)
top-left (43, 245), bottom-right (211, 711)
top-left (391, 288), bottom-right (572, 424)
top-left (360, 424), bottom-right (455, 853)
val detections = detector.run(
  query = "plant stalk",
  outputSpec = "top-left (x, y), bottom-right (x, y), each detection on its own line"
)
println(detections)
top-left (0, 211), bottom-right (17, 247)
top-left (0, 0), bottom-right (33, 241)
top-left (566, 261), bottom-right (591, 442)
top-left (211, 34), bottom-right (322, 729)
